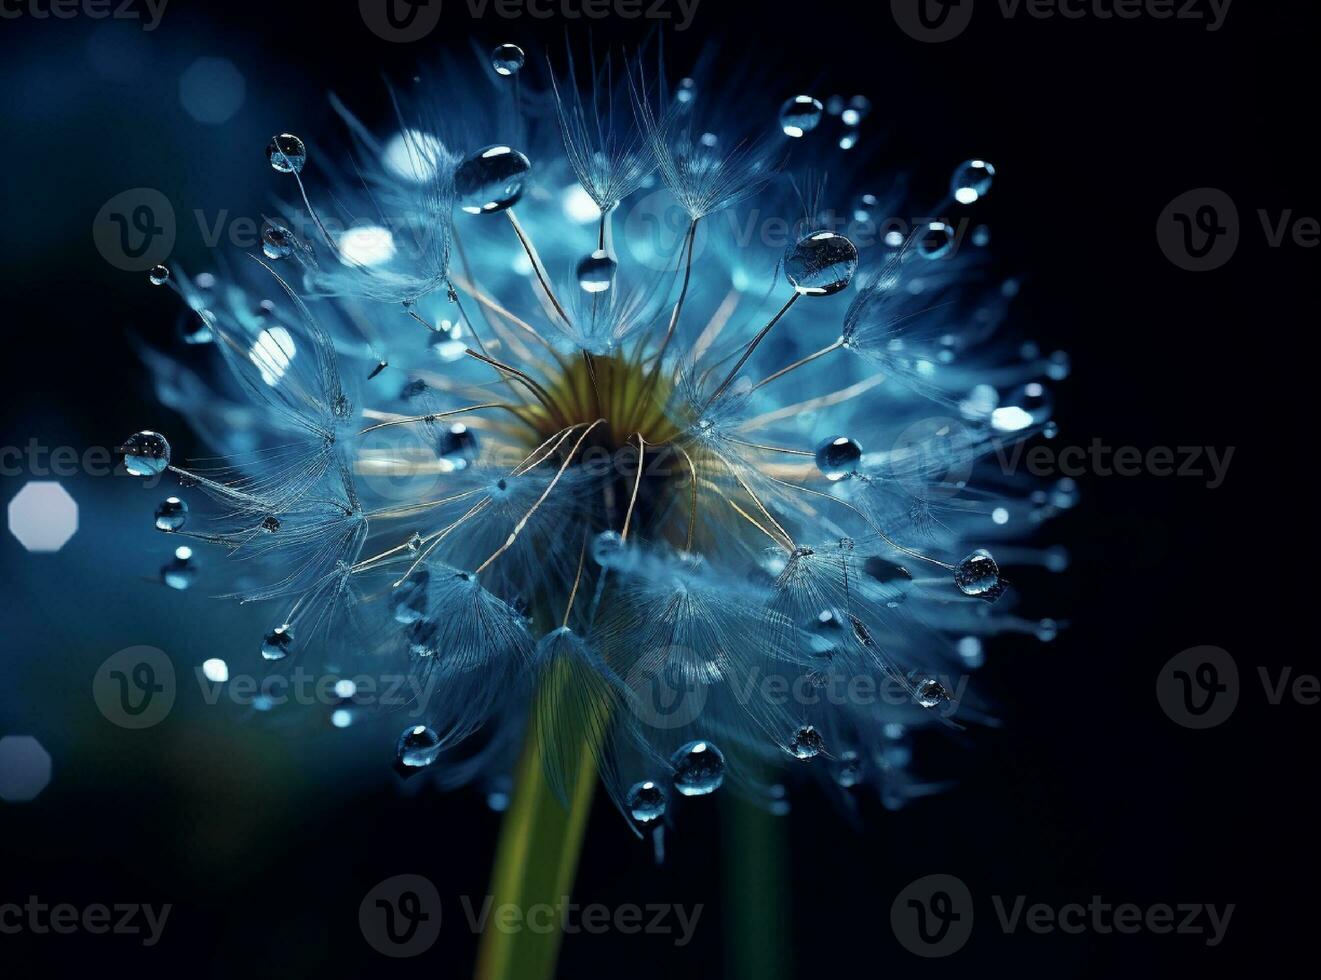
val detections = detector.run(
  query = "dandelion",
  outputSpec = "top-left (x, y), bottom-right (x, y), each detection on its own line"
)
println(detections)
top-left (125, 41), bottom-right (1068, 980)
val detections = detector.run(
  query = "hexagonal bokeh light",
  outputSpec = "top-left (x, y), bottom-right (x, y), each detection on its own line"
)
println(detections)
top-left (0, 735), bottom-right (52, 802)
top-left (7, 481), bottom-right (78, 552)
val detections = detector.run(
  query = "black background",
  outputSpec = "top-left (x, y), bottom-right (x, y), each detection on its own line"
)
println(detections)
top-left (1, 0), bottom-right (1313, 975)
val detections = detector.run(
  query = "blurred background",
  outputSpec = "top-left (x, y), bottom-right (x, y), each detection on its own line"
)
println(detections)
top-left (0, 1), bottom-right (1311, 975)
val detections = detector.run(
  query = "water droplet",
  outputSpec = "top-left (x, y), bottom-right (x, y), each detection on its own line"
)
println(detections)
top-left (1036, 618), bottom-right (1059, 642)
top-left (201, 658), bottom-right (229, 683)
top-left (438, 423), bottom-right (479, 469)
top-left (261, 624), bottom-right (294, 661)
top-left (669, 740), bottom-right (726, 797)
top-left (952, 159), bottom-right (996, 204)
top-left (120, 431), bottom-right (171, 477)
top-left (266, 133), bottom-right (306, 173)
top-left (991, 382), bottom-right (1053, 432)
top-left (675, 77), bottom-right (696, 104)
top-left (784, 231), bottom-right (858, 296)
top-left (396, 725), bottom-right (442, 768)
top-left (834, 750), bottom-right (864, 787)
top-left (917, 221), bottom-right (956, 260)
top-left (390, 570), bottom-right (429, 624)
top-left (779, 95), bottom-right (824, 137)
top-left (957, 635), bottom-right (984, 667)
top-left (814, 435), bottom-right (863, 481)
top-left (148, 265), bottom-right (170, 286)
top-left (592, 530), bottom-right (625, 567)
top-left (626, 781), bottom-right (667, 824)
top-left (261, 223), bottom-right (295, 259)
top-left (789, 725), bottom-right (825, 759)
top-left (915, 677), bottom-right (949, 708)
top-left (576, 250), bottom-right (616, 293)
top-left (491, 43), bottom-right (525, 76)
top-left (154, 497), bottom-right (188, 532)
top-left (954, 549), bottom-right (1004, 601)
top-left (455, 144), bottom-right (531, 214)
top-left (841, 94), bottom-right (871, 126)
top-left (160, 546), bottom-right (195, 590)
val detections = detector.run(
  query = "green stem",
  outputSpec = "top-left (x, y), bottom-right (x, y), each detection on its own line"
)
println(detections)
top-left (723, 792), bottom-right (793, 980)
top-left (475, 688), bottom-right (597, 980)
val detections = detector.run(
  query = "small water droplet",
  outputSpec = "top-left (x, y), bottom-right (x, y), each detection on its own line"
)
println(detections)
top-left (261, 624), bottom-right (294, 661)
top-left (626, 781), bottom-right (667, 824)
top-left (439, 423), bottom-right (479, 469)
top-left (954, 549), bottom-right (1004, 601)
top-left (491, 43), bottom-right (525, 76)
top-left (917, 221), bottom-right (956, 260)
top-left (675, 78), bottom-right (696, 104)
top-left (266, 133), bottom-right (306, 173)
top-left (576, 250), bottom-right (617, 293)
top-left (148, 265), bottom-right (170, 286)
top-left (915, 677), bottom-right (949, 708)
top-left (261, 223), bottom-right (295, 259)
top-left (160, 546), bottom-right (195, 590)
top-left (396, 725), bottom-right (443, 768)
top-left (154, 497), bottom-right (188, 532)
top-left (261, 515), bottom-right (281, 533)
top-left (779, 95), bottom-right (824, 137)
top-left (952, 159), bottom-right (996, 205)
top-left (789, 725), bottom-right (825, 760)
top-left (390, 570), bottom-right (429, 625)
top-left (455, 144), bottom-right (531, 214)
top-left (1036, 618), bottom-right (1059, 642)
top-left (834, 750), bottom-right (864, 787)
top-left (669, 740), bottom-right (726, 797)
top-left (841, 94), bottom-right (871, 126)
top-left (784, 231), bottom-right (858, 296)
top-left (592, 530), bottom-right (625, 567)
top-left (120, 431), bottom-right (171, 477)
top-left (814, 436), bottom-right (863, 481)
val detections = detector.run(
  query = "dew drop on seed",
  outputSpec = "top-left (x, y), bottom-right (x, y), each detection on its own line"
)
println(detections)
top-left (917, 221), bottom-right (956, 259)
top-left (592, 530), bottom-right (625, 567)
top-left (670, 740), bottom-right (726, 797)
top-left (916, 677), bottom-right (949, 709)
top-left (952, 159), bottom-right (995, 205)
top-left (779, 95), bottom-right (824, 137)
top-left (120, 431), bottom-right (171, 477)
top-left (261, 624), bottom-right (294, 661)
top-left (491, 43), bottom-right (525, 76)
top-left (626, 781), bottom-right (667, 824)
top-left (396, 725), bottom-right (443, 768)
top-left (814, 435), bottom-right (862, 481)
top-left (576, 250), bottom-right (616, 293)
top-left (148, 265), bottom-right (170, 286)
top-left (784, 231), bottom-right (858, 296)
top-left (954, 549), bottom-right (1004, 601)
top-left (455, 144), bottom-right (531, 214)
top-left (266, 133), bottom-right (306, 173)
top-left (154, 497), bottom-right (188, 532)
top-left (789, 725), bottom-right (825, 760)
top-left (262, 224), bottom-right (295, 259)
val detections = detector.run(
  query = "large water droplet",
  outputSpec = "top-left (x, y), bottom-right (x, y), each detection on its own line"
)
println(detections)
top-left (491, 43), bottom-right (525, 76)
top-left (266, 133), bottom-right (307, 174)
top-left (120, 431), bottom-right (171, 477)
top-left (670, 740), bottom-right (726, 797)
top-left (261, 624), bottom-right (294, 661)
top-left (160, 545), bottom-right (195, 590)
top-left (814, 436), bottom-right (863, 481)
top-left (626, 781), bottom-right (667, 824)
top-left (917, 221), bottom-right (956, 259)
top-left (779, 95), bottom-right (824, 137)
top-left (396, 725), bottom-right (443, 768)
top-left (148, 265), bottom-right (170, 286)
top-left (952, 159), bottom-right (996, 204)
top-left (576, 250), bottom-right (616, 293)
top-left (261, 223), bottom-right (295, 259)
top-left (154, 497), bottom-right (188, 532)
top-left (455, 144), bottom-right (531, 214)
top-left (954, 549), bottom-right (1004, 601)
top-left (789, 725), bottom-right (825, 760)
top-left (784, 231), bottom-right (858, 296)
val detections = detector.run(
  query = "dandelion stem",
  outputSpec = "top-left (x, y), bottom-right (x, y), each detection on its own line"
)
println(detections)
top-left (620, 434), bottom-right (647, 541)
top-left (750, 337), bottom-right (844, 392)
top-left (703, 292), bottom-right (801, 411)
top-left (505, 208), bottom-right (573, 329)
top-left (653, 216), bottom-right (700, 364)
top-left (356, 402), bottom-right (511, 435)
